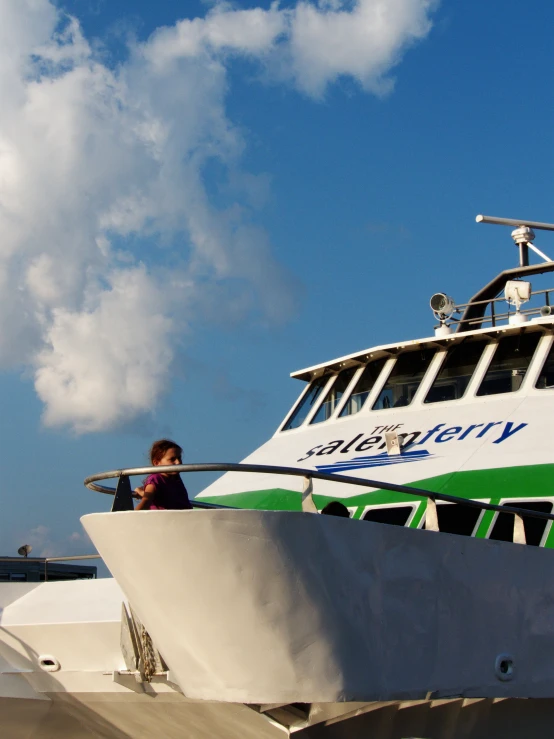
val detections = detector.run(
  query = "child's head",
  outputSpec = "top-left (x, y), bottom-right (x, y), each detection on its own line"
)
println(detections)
top-left (320, 501), bottom-right (350, 518)
top-left (150, 439), bottom-right (183, 467)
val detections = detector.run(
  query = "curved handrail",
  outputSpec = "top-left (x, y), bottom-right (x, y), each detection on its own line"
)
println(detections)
top-left (84, 462), bottom-right (554, 526)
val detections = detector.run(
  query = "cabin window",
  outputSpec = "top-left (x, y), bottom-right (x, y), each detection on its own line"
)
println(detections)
top-left (536, 341), bottom-right (554, 389)
top-left (425, 340), bottom-right (488, 404)
top-left (373, 350), bottom-right (435, 410)
top-left (431, 502), bottom-right (483, 536)
top-left (488, 501), bottom-right (553, 546)
top-left (10, 573), bottom-right (27, 581)
top-left (339, 359), bottom-right (387, 417)
top-left (362, 505), bottom-right (414, 526)
top-left (476, 332), bottom-right (541, 396)
top-left (283, 376), bottom-right (328, 430)
top-left (310, 367), bottom-right (358, 424)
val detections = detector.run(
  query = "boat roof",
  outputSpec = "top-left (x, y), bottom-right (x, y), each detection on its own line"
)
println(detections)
top-left (291, 317), bottom-right (554, 382)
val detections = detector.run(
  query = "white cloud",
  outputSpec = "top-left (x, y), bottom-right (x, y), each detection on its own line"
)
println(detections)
top-left (22, 524), bottom-right (93, 557)
top-left (144, 0), bottom-right (438, 97)
top-left (0, 0), bottom-right (437, 432)
top-left (287, 0), bottom-right (437, 96)
top-left (35, 266), bottom-right (175, 432)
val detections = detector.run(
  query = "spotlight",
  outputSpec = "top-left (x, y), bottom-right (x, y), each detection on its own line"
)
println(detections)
top-left (504, 280), bottom-right (531, 310)
top-left (540, 305), bottom-right (553, 317)
top-left (430, 293), bottom-right (455, 319)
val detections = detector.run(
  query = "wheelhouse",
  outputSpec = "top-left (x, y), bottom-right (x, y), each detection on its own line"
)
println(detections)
top-left (279, 322), bottom-right (554, 433)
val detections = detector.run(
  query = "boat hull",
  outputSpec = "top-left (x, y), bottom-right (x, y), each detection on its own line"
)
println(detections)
top-left (5, 694), bottom-right (554, 738)
top-left (82, 509), bottom-right (554, 704)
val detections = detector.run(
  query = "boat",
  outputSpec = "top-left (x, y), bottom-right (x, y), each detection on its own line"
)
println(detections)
top-left (3, 214), bottom-right (554, 738)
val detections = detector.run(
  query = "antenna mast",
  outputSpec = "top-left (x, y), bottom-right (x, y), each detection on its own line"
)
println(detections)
top-left (476, 214), bottom-right (554, 267)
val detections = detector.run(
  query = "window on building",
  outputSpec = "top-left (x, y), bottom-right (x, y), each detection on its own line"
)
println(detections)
top-left (283, 376), bottom-right (329, 430)
top-left (432, 502), bottom-right (482, 536)
top-left (488, 501), bottom-right (553, 546)
top-left (339, 359), bottom-right (387, 417)
top-left (425, 340), bottom-right (488, 404)
top-left (311, 367), bottom-right (358, 424)
top-left (363, 505), bottom-right (414, 526)
top-left (477, 332), bottom-right (541, 396)
top-left (373, 350), bottom-right (436, 410)
top-left (536, 340), bottom-right (554, 389)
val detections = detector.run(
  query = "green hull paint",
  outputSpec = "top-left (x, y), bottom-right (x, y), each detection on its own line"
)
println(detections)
top-left (198, 463), bottom-right (554, 545)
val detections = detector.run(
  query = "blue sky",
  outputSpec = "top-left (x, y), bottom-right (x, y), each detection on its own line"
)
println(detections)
top-left (0, 0), bottom-right (552, 565)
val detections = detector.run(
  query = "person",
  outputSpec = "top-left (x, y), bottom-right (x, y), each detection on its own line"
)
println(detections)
top-left (320, 501), bottom-right (350, 518)
top-left (134, 439), bottom-right (192, 511)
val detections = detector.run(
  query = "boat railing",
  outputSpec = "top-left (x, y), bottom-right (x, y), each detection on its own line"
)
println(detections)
top-left (84, 463), bottom-right (554, 546)
top-left (440, 286), bottom-right (554, 331)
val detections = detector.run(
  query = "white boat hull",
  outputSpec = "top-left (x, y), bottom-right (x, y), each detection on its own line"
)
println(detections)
top-left (3, 546), bottom-right (554, 736)
top-left (81, 509), bottom-right (554, 703)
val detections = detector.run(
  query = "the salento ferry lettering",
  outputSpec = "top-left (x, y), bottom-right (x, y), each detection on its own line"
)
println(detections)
top-left (297, 420), bottom-right (527, 462)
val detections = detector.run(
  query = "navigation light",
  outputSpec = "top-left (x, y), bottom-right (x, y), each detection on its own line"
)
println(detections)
top-left (430, 293), bottom-right (455, 320)
top-left (504, 280), bottom-right (531, 310)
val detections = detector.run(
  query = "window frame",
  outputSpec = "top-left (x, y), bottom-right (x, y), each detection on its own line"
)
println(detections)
top-left (371, 348), bottom-right (438, 411)
top-left (412, 349), bottom-right (449, 405)
top-left (335, 358), bottom-right (394, 419)
top-left (280, 328), bottom-right (551, 434)
top-left (420, 499), bottom-right (488, 537)
top-left (485, 497), bottom-right (554, 547)
top-left (360, 501), bottom-right (420, 528)
top-left (474, 330), bottom-right (544, 399)
top-left (422, 338), bottom-right (491, 406)
top-left (278, 380), bottom-right (313, 433)
top-left (533, 333), bottom-right (554, 390)
top-left (278, 374), bottom-right (335, 432)
top-left (309, 365), bottom-right (362, 425)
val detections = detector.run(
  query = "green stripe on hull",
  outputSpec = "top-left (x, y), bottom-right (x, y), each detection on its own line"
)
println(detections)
top-left (198, 464), bottom-right (554, 546)
top-left (198, 463), bottom-right (554, 511)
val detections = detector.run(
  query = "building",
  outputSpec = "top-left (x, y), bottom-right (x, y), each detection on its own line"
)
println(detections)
top-left (0, 557), bottom-right (97, 582)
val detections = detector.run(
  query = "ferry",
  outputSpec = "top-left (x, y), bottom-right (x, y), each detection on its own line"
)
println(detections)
top-left (196, 214), bottom-right (554, 546)
top-left (3, 214), bottom-right (554, 738)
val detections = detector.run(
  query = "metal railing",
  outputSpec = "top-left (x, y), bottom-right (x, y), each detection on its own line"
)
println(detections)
top-left (84, 463), bottom-right (554, 545)
top-left (440, 286), bottom-right (554, 331)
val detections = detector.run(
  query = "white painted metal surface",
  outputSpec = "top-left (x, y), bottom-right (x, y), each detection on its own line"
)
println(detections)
top-left (82, 508), bottom-right (554, 704)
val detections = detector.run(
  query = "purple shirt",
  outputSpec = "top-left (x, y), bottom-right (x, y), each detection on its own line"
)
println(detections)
top-left (142, 473), bottom-right (192, 510)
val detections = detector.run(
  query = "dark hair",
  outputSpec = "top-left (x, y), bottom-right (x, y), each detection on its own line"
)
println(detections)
top-left (320, 501), bottom-right (350, 518)
top-left (149, 439), bottom-right (182, 465)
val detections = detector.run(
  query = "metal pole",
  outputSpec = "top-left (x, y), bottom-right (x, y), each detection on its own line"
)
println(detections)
top-left (519, 242), bottom-right (529, 267)
top-left (476, 215), bottom-right (554, 232)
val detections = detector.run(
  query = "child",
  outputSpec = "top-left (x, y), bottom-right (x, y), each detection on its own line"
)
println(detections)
top-left (134, 439), bottom-right (192, 511)
top-left (320, 501), bottom-right (350, 518)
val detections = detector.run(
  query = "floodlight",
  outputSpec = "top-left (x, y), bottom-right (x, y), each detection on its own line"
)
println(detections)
top-left (504, 280), bottom-right (531, 310)
top-left (541, 305), bottom-right (553, 317)
top-left (17, 544), bottom-right (32, 557)
top-left (430, 293), bottom-right (455, 319)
